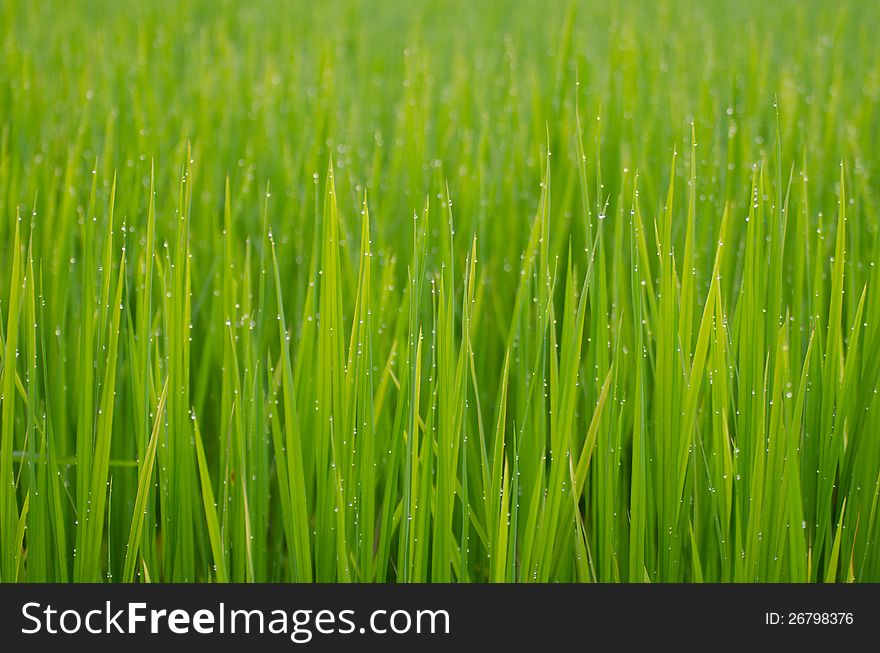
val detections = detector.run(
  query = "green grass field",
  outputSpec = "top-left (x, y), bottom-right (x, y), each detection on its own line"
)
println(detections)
top-left (1, 0), bottom-right (879, 582)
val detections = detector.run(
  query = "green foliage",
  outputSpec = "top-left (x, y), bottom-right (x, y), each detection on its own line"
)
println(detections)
top-left (1, 0), bottom-right (879, 582)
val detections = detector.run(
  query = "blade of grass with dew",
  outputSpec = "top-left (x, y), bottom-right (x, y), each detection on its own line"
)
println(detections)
top-left (122, 378), bottom-right (169, 582)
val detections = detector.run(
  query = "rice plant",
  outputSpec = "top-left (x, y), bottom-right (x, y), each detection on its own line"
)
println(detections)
top-left (1, 0), bottom-right (879, 582)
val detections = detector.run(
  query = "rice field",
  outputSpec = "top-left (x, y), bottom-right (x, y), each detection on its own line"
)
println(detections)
top-left (1, 0), bottom-right (880, 582)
